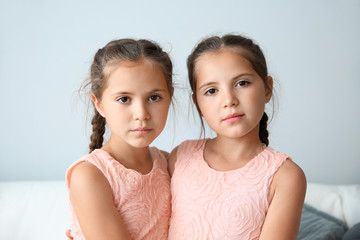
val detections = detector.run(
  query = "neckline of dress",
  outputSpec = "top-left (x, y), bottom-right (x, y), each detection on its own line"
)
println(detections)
top-left (199, 139), bottom-right (269, 174)
top-left (93, 148), bottom-right (156, 177)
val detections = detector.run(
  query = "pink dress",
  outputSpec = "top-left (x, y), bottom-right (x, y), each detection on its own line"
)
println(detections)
top-left (66, 148), bottom-right (171, 240)
top-left (169, 139), bottom-right (289, 240)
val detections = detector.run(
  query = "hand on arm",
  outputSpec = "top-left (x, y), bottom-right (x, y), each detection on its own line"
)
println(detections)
top-left (69, 162), bottom-right (131, 240)
top-left (259, 160), bottom-right (307, 240)
top-left (65, 229), bottom-right (72, 240)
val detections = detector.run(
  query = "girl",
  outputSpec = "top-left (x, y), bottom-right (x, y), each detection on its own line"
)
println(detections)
top-left (168, 34), bottom-right (307, 240)
top-left (66, 38), bottom-right (173, 240)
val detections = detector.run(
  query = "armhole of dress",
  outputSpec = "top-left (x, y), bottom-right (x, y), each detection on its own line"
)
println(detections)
top-left (66, 159), bottom-right (87, 190)
top-left (266, 154), bottom-right (290, 205)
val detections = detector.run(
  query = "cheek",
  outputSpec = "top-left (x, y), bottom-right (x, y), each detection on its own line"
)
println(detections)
top-left (196, 96), bottom-right (213, 114)
top-left (246, 92), bottom-right (266, 115)
top-left (156, 103), bottom-right (171, 121)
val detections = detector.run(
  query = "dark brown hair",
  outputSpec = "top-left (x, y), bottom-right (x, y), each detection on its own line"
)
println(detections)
top-left (187, 34), bottom-right (272, 146)
top-left (81, 39), bottom-right (173, 153)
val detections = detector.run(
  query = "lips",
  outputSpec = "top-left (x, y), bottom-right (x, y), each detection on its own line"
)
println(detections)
top-left (222, 113), bottom-right (244, 123)
top-left (131, 127), bottom-right (152, 135)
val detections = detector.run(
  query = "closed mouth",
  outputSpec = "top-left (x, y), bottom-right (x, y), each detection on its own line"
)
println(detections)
top-left (131, 128), bottom-right (152, 135)
top-left (222, 113), bottom-right (244, 122)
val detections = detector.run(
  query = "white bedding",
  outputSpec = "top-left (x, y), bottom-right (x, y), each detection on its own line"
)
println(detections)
top-left (0, 181), bottom-right (359, 240)
top-left (305, 183), bottom-right (360, 228)
top-left (0, 181), bottom-right (68, 240)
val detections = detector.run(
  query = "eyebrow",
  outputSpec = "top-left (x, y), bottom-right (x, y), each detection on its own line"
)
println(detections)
top-left (111, 88), bottom-right (168, 97)
top-left (198, 73), bottom-right (255, 90)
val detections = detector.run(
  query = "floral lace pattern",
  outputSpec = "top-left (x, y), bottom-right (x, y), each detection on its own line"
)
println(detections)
top-left (169, 140), bottom-right (289, 240)
top-left (66, 147), bottom-right (171, 240)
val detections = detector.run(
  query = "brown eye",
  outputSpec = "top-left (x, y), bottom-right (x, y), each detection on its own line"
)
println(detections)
top-left (117, 96), bottom-right (130, 103)
top-left (149, 95), bottom-right (162, 102)
top-left (205, 88), bottom-right (218, 95)
top-left (236, 80), bottom-right (250, 87)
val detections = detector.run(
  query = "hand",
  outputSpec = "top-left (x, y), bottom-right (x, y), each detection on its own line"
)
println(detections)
top-left (65, 229), bottom-right (73, 240)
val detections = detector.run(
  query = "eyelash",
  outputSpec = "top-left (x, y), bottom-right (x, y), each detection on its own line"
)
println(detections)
top-left (116, 95), bottom-right (163, 103)
top-left (204, 80), bottom-right (250, 96)
top-left (204, 88), bottom-right (218, 95)
top-left (235, 80), bottom-right (250, 87)
top-left (117, 96), bottom-right (130, 103)
top-left (148, 95), bottom-right (162, 102)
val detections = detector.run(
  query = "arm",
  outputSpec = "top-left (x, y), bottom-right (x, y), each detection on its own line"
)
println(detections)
top-left (69, 162), bottom-right (131, 240)
top-left (259, 159), bottom-right (307, 240)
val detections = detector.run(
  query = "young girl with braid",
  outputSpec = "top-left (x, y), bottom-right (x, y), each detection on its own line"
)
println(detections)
top-left (168, 34), bottom-right (307, 240)
top-left (66, 38), bottom-right (173, 240)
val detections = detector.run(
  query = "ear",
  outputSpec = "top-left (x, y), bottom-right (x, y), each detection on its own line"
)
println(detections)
top-left (192, 93), bottom-right (203, 116)
top-left (192, 93), bottom-right (196, 104)
top-left (170, 87), bottom-right (174, 97)
top-left (265, 76), bottom-right (273, 103)
top-left (91, 94), bottom-right (105, 117)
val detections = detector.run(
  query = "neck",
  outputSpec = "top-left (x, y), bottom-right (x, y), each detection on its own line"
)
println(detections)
top-left (101, 137), bottom-right (151, 168)
top-left (208, 132), bottom-right (265, 164)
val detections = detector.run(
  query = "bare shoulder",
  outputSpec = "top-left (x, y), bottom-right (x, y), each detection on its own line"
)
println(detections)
top-left (274, 159), bottom-right (307, 190)
top-left (167, 145), bottom-right (179, 177)
top-left (270, 158), bottom-right (307, 206)
top-left (69, 162), bottom-right (111, 198)
top-left (70, 162), bottom-right (106, 185)
top-left (259, 159), bottom-right (306, 239)
top-left (68, 163), bottom-right (132, 239)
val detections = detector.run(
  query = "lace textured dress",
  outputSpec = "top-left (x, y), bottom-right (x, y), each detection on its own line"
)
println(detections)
top-left (169, 139), bottom-right (289, 240)
top-left (66, 147), bottom-right (171, 240)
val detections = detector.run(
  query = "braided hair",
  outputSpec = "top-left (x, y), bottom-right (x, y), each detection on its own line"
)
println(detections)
top-left (187, 34), bottom-right (272, 146)
top-left (81, 39), bottom-right (173, 153)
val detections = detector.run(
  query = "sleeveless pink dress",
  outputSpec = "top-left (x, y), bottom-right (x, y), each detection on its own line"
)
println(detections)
top-left (169, 139), bottom-right (289, 240)
top-left (66, 148), bottom-right (171, 240)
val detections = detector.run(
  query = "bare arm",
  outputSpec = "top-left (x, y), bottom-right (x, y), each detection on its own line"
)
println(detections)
top-left (69, 162), bottom-right (131, 240)
top-left (259, 159), bottom-right (307, 240)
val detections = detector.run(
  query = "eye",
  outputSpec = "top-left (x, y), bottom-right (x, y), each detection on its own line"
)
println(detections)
top-left (204, 88), bottom-right (218, 95)
top-left (117, 96), bottom-right (130, 103)
top-left (148, 95), bottom-right (162, 102)
top-left (235, 80), bottom-right (250, 87)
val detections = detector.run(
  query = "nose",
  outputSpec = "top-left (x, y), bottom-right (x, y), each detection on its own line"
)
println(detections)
top-left (223, 89), bottom-right (239, 108)
top-left (133, 101), bottom-right (150, 121)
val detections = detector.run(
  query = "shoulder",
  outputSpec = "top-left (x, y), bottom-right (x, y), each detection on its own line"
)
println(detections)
top-left (272, 158), bottom-right (307, 199)
top-left (68, 162), bottom-right (131, 240)
top-left (276, 159), bottom-right (306, 186)
top-left (160, 150), bottom-right (169, 159)
top-left (168, 145), bottom-right (179, 177)
top-left (151, 147), bottom-right (172, 174)
top-left (149, 145), bottom-right (170, 160)
top-left (69, 161), bottom-right (110, 194)
top-left (69, 161), bottom-right (114, 213)
top-left (167, 139), bottom-right (205, 176)
top-left (261, 158), bottom-right (306, 239)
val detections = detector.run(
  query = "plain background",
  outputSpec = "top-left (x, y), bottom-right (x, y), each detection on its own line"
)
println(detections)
top-left (0, 0), bottom-right (359, 184)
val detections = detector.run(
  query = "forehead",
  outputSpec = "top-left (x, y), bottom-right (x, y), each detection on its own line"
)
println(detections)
top-left (104, 59), bottom-right (169, 93)
top-left (194, 49), bottom-right (255, 80)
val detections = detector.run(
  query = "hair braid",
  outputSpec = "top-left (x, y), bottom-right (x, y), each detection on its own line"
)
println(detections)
top-left (259, 112), bottom-right (269, 146)
top-left (89, 110), bottom-right (106, 153)
top-left (187, 34), bottom-right (274, 144)
top-left (81, 38), bottom-right (173, 153)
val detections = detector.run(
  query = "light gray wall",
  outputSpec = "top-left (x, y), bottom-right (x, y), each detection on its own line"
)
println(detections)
top-left (1, 0), bottom-right (359, 184)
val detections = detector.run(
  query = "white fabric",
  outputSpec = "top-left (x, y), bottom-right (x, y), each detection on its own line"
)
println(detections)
top-left (0, 181), bottom-right (69, 240)
top-left (305, 182), bottom-right (360, 228)
top-left (0, 181), bottom-right (359, 239)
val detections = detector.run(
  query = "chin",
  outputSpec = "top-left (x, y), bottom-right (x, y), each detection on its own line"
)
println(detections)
top-left (129, 139), bottom-right (155, 149)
